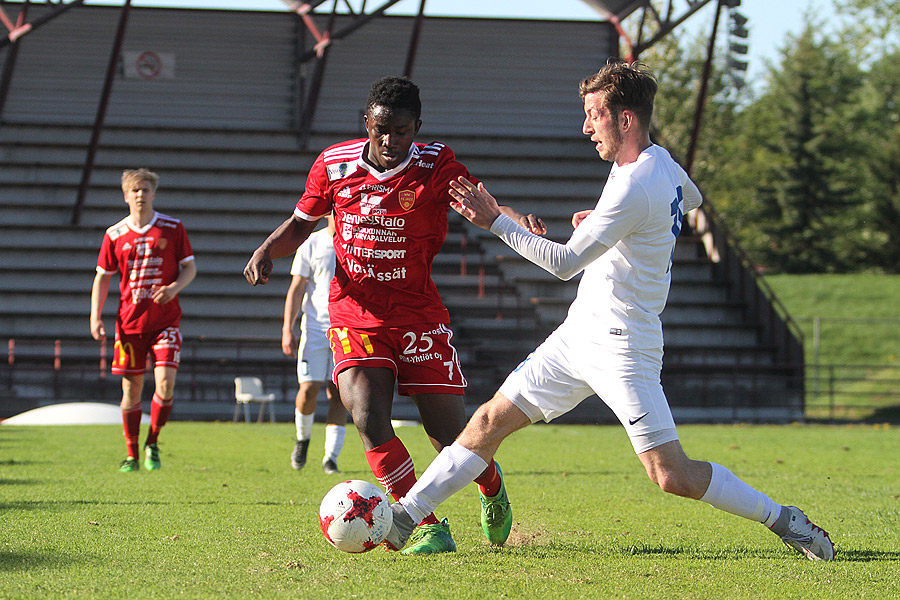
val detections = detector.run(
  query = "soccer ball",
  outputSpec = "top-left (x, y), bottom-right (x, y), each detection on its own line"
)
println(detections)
top-left (318, 480), bottom-right (393, 553)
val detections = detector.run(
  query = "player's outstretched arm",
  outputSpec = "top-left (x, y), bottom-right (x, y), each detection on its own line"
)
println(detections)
top-left (499, 206), bottom-right (546, 235)
top-left (450, 177), bottom-right (546, 235)
top-left (572, 209), bottom-right (593, 229)
top-left (450, 176), bottom-right (609, 280)
top-left (244, 215), bottom-right (317, 286)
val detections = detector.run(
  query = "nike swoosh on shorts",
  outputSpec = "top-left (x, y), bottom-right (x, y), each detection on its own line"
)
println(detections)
top-left (628, 412), bottom-right (649, 425)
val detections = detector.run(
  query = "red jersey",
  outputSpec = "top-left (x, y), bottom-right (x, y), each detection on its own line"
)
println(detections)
top-left (96, 212), bottom-right (194, 334)
top-left (294, 138), bottom-right (477, 328)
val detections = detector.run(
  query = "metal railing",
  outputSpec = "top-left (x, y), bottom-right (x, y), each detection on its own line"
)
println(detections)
top-left (804, 363), bottom-right (900, 421)
top-left (687, 202), bottom-right (805, 367)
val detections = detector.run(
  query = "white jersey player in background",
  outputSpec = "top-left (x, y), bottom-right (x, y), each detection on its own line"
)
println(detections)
top-left (384, 60), bottom-right (835, 561)
top-left (283, 215), bottom-right (347, 473)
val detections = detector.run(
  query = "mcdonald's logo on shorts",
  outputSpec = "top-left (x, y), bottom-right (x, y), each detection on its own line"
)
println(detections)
top-left (114, 341), bottom-right (136, 368)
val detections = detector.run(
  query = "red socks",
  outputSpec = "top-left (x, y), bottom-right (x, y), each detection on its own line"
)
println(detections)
top-left (122, 393), bottom-right (173, 457)
top-left (475, 460), bottom-right (502, 498)
top-left (365, 436), bottom-right (438, 526)
top-left (145, 393), bottom-right (173, 446)
top-left (122, 406), bottom-right (142, 459)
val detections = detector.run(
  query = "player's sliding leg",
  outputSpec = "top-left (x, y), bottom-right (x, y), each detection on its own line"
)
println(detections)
top-left (640, 441), bottom-right (834, 561)
top-left (387, 393), bottom-right (530, 551)
top-left (365, 436), bottom-right (455, 554)
top-left (699, 462), bottom-right (834, 560)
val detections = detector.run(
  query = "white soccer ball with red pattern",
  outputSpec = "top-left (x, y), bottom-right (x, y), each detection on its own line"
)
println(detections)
top-left (318, 480), bottom-right (392, 553)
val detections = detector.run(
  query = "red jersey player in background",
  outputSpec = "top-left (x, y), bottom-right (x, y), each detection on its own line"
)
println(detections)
top-left (245, 77), bottom-right (545, 554)
top-left (90, 168), bottom-right (196, 473)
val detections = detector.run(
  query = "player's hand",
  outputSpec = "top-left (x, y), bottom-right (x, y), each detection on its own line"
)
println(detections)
top-left (517, 213), bottom-right (547, 235)
top-left (151, 284), bottom-right (177, 305)
top-left (282, 330), bottom-right (298, 358)
top-left (90, 319), bottom-right (106, 341)
top-left (244, 249), bottom-right (273, 285)
top-left (572, 209), bottom-right (593, 229)
top-left (449, 177), bottom-right (501, 230)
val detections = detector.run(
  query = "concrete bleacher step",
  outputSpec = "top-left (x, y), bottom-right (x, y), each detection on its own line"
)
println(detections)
top-left (0, 120), bottom-right (800, 419)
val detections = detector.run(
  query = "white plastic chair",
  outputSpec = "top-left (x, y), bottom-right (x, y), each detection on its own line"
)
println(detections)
top-left (233, 377), bottom-right (276, 423)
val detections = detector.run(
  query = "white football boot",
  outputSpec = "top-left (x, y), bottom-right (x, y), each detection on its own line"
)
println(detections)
top-left (775, 506), bottom-right (835, 561)
top-left (382, 503), bottom-right (416, 551)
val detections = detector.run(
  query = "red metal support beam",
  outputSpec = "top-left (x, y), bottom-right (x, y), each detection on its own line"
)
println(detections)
top-left (0, 0), bottom-right (28, 121)
top-left (297, 2), bottom-right (339, 148)
top-left (0, 0), bottom-right (85, 49)
top-left (403, 0), bottom-right (426, 78)
top-left (71, 0), bottom-right (132, 226)
top-left (685, 0), bottom-right (722, 176)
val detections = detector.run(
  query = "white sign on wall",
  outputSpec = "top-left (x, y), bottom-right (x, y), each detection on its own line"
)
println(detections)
top-left (122, 51), bottom-right (176, 80)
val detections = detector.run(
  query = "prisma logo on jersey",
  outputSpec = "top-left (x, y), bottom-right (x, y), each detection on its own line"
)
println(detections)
top-left (360, 192), bottom-right (386, 215)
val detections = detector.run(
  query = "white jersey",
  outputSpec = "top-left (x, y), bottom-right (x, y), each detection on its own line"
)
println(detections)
top-left (561, 144), bottom-right (702, 350)
top-left (289, 227), bottom-right (336, 333)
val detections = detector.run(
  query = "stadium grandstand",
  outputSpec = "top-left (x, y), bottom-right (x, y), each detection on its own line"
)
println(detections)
top-left (0, 0), bottom-right (804, 423)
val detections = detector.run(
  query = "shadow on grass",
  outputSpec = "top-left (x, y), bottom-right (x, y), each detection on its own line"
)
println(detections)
top-left (867, 404), bottom-right (900, 424)
top-left (0, 459), bottom-right (47, 467)
top-left (0, 549), bottom-right (85, 572)
top-left (837, 549), bottom-right (900, 562)
top-left (497, 541), bottom-right (900, 562)
top-left (0, 499), bottom-right (296, 511)
top-left (0, 478), bottom-right (42, 486)
top-left (496, 541), bottom-right (816, 562)
top-left (506, 470), bottom-right (624, 477)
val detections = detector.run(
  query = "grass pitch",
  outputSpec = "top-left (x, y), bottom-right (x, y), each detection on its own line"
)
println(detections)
top-left (1, 421), bottom-right (898, 599)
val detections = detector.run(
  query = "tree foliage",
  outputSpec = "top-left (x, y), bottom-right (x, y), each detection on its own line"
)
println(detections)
top-left (645, 3), bottom-right (900, 273)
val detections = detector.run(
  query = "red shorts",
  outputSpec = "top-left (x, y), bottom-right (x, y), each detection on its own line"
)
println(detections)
top-left (327, 323), bottom-right (466, 396)
top-left (112, 325), bottom-right (182, 376)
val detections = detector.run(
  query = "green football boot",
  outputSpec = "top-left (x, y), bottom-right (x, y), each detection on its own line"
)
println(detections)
top-left (119, 457), bottom-right (139, 472)
top-left (480, 462), bottom-right (512, 545)
top-left (400, 518), bottom-right (457, 555)
top-left (144, 443), bottom-right (161, 471)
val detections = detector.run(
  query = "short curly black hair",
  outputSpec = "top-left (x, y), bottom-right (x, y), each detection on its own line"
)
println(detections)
top-left (366, 76), bottom-right (422, 119)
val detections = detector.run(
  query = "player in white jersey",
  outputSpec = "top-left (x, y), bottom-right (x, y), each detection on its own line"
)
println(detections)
top-left (383, 60), bottom-right (835, 561)
top-left (283, 216), bottom-right (347, 474)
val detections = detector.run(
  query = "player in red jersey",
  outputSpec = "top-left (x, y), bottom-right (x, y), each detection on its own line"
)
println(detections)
top-left (245, 76), bottom-right (545, 554)
top-left (90, 168), bottom-right (196, 473)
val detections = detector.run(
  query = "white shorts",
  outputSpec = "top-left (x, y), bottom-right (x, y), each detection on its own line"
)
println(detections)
top-left (297, 328), bottom-right (334, 384)
top-left (498, 327), bottom-right (678, 454)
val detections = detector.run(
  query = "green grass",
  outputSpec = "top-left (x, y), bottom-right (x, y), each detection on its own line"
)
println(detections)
top-left (765, 274), bottom-right (900, 419)
top-left (765, 274), bottom-right (900, 366)
top-left (2, 422), bottom-right (899, 599)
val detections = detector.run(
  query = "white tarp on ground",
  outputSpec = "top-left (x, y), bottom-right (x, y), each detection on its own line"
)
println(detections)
top-left (1, 402), bottom-right (150, 426)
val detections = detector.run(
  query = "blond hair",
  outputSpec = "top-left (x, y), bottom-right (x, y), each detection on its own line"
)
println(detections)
top-left (121, 168), bottom-right (159, 192)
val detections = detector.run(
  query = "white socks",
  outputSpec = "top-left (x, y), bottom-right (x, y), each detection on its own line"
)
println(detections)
top-left (295, 409), bottom-right (314, 441)
top-left (323, 424), bottom-right (345, 463)
top-left (701, 462), bottom-right (782, 527)
top-left (399, 441), bottom-right (488, 524)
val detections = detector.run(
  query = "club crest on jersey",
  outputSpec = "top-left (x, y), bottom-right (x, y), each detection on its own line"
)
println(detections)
top-left (398, 190), bottom-right (416, 211)
top-left (326, 162), bottom-right (352, 181)
top-left (157, 238), bottom-right (168, 250)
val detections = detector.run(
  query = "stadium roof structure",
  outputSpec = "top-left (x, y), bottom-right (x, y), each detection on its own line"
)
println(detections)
top-left (0, 0), bottom-right (716, 223)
